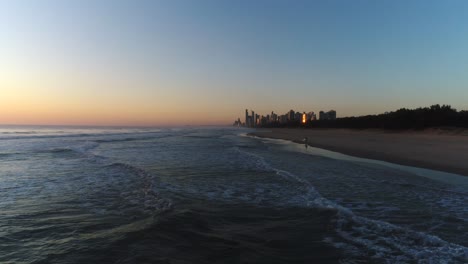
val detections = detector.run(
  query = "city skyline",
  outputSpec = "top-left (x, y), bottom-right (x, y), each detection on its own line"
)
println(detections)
top-left (2, 1), bottom-right (468, 126)
top-left (234, 108), bottom-right (336, 127)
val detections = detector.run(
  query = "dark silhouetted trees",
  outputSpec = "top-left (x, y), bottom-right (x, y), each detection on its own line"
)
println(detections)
top-left (266, 105), bottom-right (468, 130)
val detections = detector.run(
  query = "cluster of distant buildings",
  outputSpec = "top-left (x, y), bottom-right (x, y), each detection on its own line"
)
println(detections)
top-left (233, 109), bottom-right (336, 127)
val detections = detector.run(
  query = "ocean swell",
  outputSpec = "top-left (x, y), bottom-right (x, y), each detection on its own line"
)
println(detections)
top-left (234, 146), bottom-right (468, 263)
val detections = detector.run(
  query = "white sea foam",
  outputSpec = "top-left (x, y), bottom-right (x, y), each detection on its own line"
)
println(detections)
top-left (234, 145), bottom-right (468, 263)
top-left (1, 127), bottom-right (466, 263)
top-left (257, 136), bottom-right (468, 192)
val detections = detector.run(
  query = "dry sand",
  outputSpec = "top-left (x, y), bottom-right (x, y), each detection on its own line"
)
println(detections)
top-left (250, 128), bottom-right (468, 177)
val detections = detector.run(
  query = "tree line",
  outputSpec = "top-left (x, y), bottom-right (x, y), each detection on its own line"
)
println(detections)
top-left (267, 105), bottom-right (468, 130)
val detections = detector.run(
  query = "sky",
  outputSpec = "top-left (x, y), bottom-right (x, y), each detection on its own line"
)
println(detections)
top-left (1, 0), bottom-right (468, 126)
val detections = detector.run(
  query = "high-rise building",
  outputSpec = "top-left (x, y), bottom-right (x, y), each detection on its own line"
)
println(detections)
top-left (319, 111), bottom-right (326, 120)
top-left (295, 112), bottom-right (302, 121)
top-left (245, 109), bottom-right (249, 127)
top-left (288, 110), bottom-right (295, 121)
top-left (251, 110), bottom-right (255, 127)
top-left (280, 114), bottom-right (288, 124)
top-left (319, 110), bottom-right (337, 120)
top-left (306, 111), bottom-right (316, 121)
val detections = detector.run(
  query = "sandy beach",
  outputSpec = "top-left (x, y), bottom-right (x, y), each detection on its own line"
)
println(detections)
top-left (250, 128), bottom-right (468, 177)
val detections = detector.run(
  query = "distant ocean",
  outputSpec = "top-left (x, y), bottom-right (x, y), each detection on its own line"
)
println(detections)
top-left (0, 126), bottom-right (467, 263)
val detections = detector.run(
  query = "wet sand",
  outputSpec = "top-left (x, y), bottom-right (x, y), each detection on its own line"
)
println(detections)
top-left (249, 128), bottom-right (468, 177)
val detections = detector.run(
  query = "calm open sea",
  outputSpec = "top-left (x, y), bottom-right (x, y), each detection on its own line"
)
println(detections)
top-left (0, 126), bottom-right (467, 263)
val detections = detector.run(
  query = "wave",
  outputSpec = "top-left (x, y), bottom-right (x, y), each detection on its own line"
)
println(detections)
top-left (0, 133), bottom-right (95, 141)
top-left (105, 162), bottom-right (173, 213)
top-left (0, 131), bottom-right (163, 141)
top-left (233, 147), bottom-right (468, 263)
top-left (0, 152), bottom-right (22, 157)
top-left (95, 137), bottom-right (149, 143)
top-left (94, 134), bottom-right (171, 143)
top-left (0, 131), bottom-right (38, 135)
top-left (34, 141), bottom-right (100, 156)
top-left (105, 162), bottom-right (154, 183)
top-left (183, 135), bottom-right (222, 139)
top-left (45, 148), bottom-right (76, 154)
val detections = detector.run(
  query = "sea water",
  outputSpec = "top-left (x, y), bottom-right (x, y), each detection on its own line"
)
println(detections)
top-left (0, 126), bottom-right (467, 263)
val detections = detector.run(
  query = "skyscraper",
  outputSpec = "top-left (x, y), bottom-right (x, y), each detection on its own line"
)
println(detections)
top-left (245, 109), bottom-right (249, 127)
top-left (288, 110), bottom-right (295, 121)
top-left (252, 110), bottom-right (255, 127)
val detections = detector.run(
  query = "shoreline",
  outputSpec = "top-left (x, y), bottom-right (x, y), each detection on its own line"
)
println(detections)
top-left (249, 128), bottom-right (468, 177)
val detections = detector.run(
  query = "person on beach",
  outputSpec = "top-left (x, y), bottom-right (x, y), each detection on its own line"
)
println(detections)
top-left (303, 137), bottom-right (308, 149)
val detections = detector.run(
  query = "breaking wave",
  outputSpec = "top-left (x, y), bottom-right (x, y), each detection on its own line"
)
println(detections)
top-left (233, 146), bottom-right (468, 263)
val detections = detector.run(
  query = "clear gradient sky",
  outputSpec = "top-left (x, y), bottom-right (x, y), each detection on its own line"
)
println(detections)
top-left (1, 0), bottom-right (468, 126)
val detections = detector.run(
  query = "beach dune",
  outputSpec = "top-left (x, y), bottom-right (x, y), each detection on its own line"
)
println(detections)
top-left (250, 128), bottom-right (468, 177)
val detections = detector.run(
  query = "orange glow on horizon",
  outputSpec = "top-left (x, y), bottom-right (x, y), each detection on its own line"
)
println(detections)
top-left (0, 93), bottom-right (233, 126)
top-left (0, 78), bottom-right (236, 126)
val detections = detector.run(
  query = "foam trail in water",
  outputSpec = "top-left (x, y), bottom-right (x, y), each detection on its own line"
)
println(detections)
top-left (234, 146), bottom-right (468, 263)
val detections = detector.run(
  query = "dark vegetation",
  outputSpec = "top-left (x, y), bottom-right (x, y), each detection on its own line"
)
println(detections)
top-left (266, 105), bottom-right (468, 130)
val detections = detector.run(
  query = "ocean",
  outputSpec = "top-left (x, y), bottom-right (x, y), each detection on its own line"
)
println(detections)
top-left (0, 126), bottom-right (467, 263)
